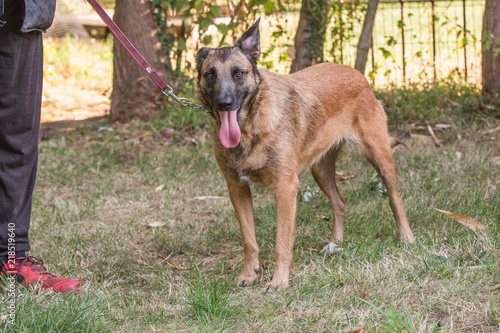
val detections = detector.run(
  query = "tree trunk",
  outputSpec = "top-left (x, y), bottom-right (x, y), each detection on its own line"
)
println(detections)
top-left (355, 0), bottom-right (379, 75)
top-left (482, 0), bottom-right (500, 95)
top-left (110, 0), bottom-right (168, 122)
top-left (290, 0), bottom-right (330, 73)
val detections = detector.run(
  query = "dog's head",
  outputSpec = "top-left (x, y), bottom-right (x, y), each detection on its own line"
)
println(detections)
top-left (196, 19), bottom-right (262, 148)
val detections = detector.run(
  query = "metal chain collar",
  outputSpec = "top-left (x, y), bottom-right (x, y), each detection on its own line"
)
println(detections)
top-left (162, 85), bottom-right (220, 124)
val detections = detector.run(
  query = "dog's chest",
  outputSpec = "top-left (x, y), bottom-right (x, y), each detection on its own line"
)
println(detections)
top-left (223, 142), bottom-right (273, 185)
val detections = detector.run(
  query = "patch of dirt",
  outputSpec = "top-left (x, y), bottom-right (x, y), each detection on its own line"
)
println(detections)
top-left (42, 84), bottom-right (110, 123)
top-left (40, 116), bottom-right (108, 140)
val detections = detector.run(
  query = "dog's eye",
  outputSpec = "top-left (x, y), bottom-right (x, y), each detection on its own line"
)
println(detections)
top-left (235, 72), bottom-right (244, 78)
top-left (205, 73), bottom-right (214, 80)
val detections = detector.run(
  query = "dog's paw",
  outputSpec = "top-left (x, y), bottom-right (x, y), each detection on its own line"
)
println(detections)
top-left (262, 283), bottom-right (274, 293)
top-left (320, 242), bottom-right (343, 255)
top-left (237, 267), bottom-right (259, 287)
top-left (262, 280), bottom-right (288, 293)
top-left (262, 271), bottom-right (289, 293)
top-left (399, 231), bottom-right (416, 244)
top-left (238, 276), bottom-right (258, 287)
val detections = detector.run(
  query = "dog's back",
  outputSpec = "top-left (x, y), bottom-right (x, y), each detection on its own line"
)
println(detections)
top-left (246, 63), bottom-right (390, 173)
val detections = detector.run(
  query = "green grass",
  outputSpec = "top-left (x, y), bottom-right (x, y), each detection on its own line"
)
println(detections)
top-left (376, 81), bottom-right (500, 126)
top-left (184, 271), bottom-right (247, 330)
top-left (0, 283), bottom-right (113, 332)
top-left (8, 24), bottom-right (500, 332)
top-left (1, 87), bottom-right (498, 331)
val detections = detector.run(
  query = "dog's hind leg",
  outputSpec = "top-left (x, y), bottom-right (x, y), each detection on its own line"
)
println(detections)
top-left (224, 173), bottom-right (260, 287)
top-left (311, 146), bottom-right (347, 251)
top-left (360, 133), bottom-right (416, 243)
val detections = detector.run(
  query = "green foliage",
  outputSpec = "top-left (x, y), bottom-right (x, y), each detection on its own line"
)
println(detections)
top-left (155, 76), bottom-right (211, 131)
top-left (43, 36), bottom-right (113, 85)
top-left (147, 0), bottom-right (486, 90)
top-left (376, 81), bottom-right (500, 127)
top-left (483, 34), bottom-right (500, 56)
top-left (150, 0), bottom-right (276, 76)
top-left (156, 101), bottom-right (211, 131)
top-left (329, 0), bottom-right (366, 64)
top-left (261, 23), bottom-right (293, 70)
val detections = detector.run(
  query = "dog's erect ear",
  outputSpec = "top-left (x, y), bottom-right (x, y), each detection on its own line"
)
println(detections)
top-left (196, 47), bottom-right (210, 73)
top-left (235, 18), bottom-right (261, 63)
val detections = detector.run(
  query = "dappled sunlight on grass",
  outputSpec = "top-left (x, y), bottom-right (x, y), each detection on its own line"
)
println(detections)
top-left (42, 36), bottom-right (112, 123)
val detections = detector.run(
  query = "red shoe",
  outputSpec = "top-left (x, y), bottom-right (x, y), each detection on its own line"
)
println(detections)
top-left (1, 255), bottom-right (83, 293)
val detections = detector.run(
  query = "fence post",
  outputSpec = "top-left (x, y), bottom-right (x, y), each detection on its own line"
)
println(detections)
top-left (339, 3), bottom-right (344, 65)
top-left (400, 0), bottom-right (406, 83)
top-left (463, 0), bottom-right (468, 82)
top-left (431, 0), bottom-right (437, 81)
top-left (371, 34), bottom-right (375, 85)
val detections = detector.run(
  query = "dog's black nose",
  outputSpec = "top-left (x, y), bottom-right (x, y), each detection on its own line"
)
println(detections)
top-left (216, 96), bottom-right (234, 111)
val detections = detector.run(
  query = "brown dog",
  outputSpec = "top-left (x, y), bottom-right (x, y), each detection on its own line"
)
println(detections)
top-left (196, 19), bottom-right (415, 290)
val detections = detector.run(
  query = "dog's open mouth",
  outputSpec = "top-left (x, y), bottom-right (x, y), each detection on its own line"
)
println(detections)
top-left (218, 109), bottom-right (241, 148)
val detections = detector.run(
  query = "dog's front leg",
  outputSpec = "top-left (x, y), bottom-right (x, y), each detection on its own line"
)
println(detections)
top-left (225, 174), bottom-right (260, 287)
top-left (267, 174), bottom-right (299, 291)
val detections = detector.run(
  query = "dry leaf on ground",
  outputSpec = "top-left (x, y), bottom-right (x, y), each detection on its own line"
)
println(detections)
top-left (410, 123), bottom-right (451, 131)
top-left (435, 123), bottom-right (452, 129)
top-left (447, 98), bottom-right (462, 108)
top-left (337, 174), bottom-right (356, 181)
top-left (192, 196), bottom-right (226, 201)
top-left (427, 125), bottom-right (441, 147)
top-left (156, 255), bottom-right (187, 269)
top-left (434, 208), bottom-right (488, 231)
top-left (147, 222), bottom-right (166, 228)
top-left (411, 134), bottom-right (436, 145)
top-left (479, 125), bottom-right (500, 134)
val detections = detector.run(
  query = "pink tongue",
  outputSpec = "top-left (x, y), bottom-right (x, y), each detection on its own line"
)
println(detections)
top-left (219, 110), bottom-right (241, 148)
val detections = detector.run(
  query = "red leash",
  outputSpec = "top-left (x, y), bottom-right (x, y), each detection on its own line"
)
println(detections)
top-left (86, 0), bottom-right (168, 91)
top-left (86, 0), bottom-right (213, 118)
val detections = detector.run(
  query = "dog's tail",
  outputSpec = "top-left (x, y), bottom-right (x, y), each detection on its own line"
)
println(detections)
top-left (389, 137), bottom-right (408, 151)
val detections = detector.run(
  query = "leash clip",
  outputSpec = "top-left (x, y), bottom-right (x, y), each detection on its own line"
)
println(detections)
top-left (163, 85), bottom-right (189, 107)
top-left (162, 85), bottom-right (220, 124)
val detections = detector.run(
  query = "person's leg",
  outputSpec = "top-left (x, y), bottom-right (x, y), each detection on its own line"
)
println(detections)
top-left (0, 1), bottom-right (41, 262)
top-left (0, 2), bottom-right (82, 293)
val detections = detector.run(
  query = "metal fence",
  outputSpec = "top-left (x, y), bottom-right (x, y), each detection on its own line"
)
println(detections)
top-left (256, 0), bottom-right (485, 87)
top-left (173, 0), bottom-right (486, 87)
top-left (344, 0), bottom-right (485, 86)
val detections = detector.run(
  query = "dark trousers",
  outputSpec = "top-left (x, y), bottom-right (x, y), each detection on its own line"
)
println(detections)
top-left (0, 28), bottom-right (43, 258)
